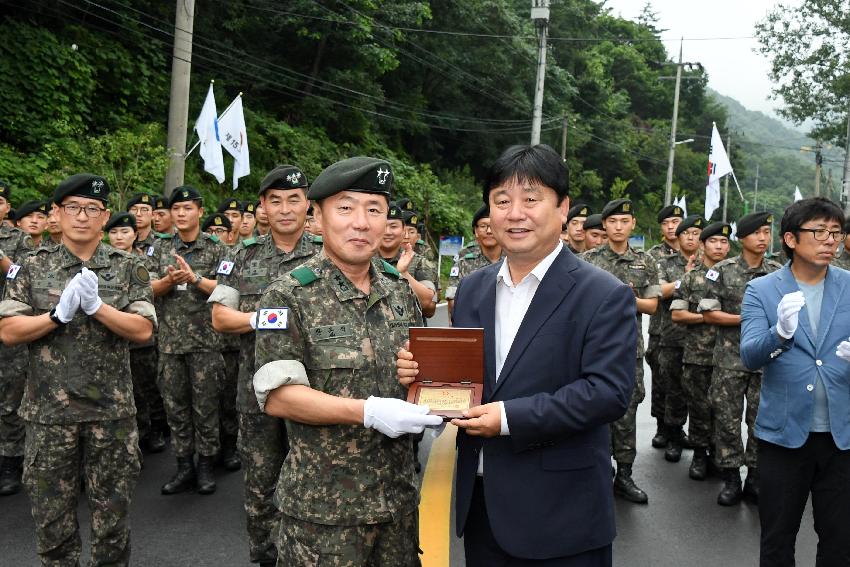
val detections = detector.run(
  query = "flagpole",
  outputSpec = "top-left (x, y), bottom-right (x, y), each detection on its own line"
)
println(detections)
top-left (730, 171), bottom-right (745, 200)
top-left (185, 92), bottom-right (243, 159)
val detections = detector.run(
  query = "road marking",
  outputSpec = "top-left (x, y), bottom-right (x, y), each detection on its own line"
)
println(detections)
top-left (419, 424), bottom-right (457, 567)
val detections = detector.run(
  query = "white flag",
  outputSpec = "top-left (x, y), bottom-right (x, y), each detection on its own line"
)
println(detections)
top-left (794, 186), bottom-right (803, 202)
top-left (704, 123), bottom-right (733, 220)
top-left (218, 96), bottom-right (250, 189)
top-left (194, 84), bottom-right (225, 184)
top-left (678, 195), bottom-right (688, 218)
top-left (730, 221), bottom-right (738, 241)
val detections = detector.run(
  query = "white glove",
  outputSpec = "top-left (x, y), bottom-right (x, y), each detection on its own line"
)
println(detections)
top-left (54, 274), bottom-right (82, 323)
top-left (776, 291), bottom-right (805, 339)
top-left (78, 267), bottom-right (103, 316)
top-left (249, 312), bottom-right (258, 330)
top-left (363, 396), bottom-right (444, 438)
top-left (836, 339), bottom-right (850, 362)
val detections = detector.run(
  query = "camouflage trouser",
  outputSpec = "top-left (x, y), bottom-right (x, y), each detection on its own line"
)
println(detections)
top-left (238, 411), bottom-right (289, 564)
top-left (611, 361), bottom-right (645, 465)
top-left (0, 345), bottom-right (27, 457)
top-left (710, 368), bottom-right (761, 469)
top-left (277, 512), bottom-right (421, 567)
top-left (23, 418), bottom-right (141, 567)
top-left (130, 345), bottom-right (165, 439)
top-left (220, 350), bottom-right (239, 439)
top-left (660, 346), bottom-right (688, 429)
top-left (646, 335), bottom-right (664, 419)
top-left (682, 364), bottom-right (714, 449)
top-left (158, 352), bottom-right (223, 457)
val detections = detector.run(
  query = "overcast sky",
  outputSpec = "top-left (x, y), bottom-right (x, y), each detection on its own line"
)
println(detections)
top-left (601, 0), bottom-right (801, 122)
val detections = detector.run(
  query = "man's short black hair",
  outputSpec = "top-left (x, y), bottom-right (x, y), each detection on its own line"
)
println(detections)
top-left (483, 144), bottom-right (568, 205)
top-left (780, 197), bottom-right (845, 261)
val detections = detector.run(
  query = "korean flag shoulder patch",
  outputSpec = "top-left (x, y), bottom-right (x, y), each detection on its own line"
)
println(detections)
top-left (146, 245), bottom-right (155, 257)
top-left (217, 260), bottom-right (235, 276)
top-left (6, 264), bottom-right (21, 280)
top-left (257, 308), bottom-right (288, 330)
top-left (705, 269), bottom-right (720, 282)
top-left (449, 265), bottom-right (460, 277)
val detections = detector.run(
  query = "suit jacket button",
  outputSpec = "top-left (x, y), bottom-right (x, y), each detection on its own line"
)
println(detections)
top-left (807, 384), bottom-right (814, 392)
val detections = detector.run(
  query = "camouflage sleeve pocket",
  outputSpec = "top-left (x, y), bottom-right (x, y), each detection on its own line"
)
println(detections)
top-left (304, 345), bottom-right (366, 370)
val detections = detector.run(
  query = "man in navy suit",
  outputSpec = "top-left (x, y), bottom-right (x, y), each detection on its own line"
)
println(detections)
top-left (399, 144), bottom-right (636, 566)
top-left (741, 197), bottom-right (850, 566)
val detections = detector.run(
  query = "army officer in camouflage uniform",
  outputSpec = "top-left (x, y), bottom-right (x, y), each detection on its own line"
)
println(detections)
top-left (254, 157), bottom-right (442, 566)
top-left (446, 204), bottom-right (503, 317)
top-left (210, 165), bottom-right (322, 567)
top-left (0, 173), bottom-right (155, 566)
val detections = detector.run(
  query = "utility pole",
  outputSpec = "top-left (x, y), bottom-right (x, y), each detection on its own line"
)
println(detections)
top-left (661, 40), bottom-right (701, 206)
top-left (722, 133), bottom-right (732, 223)
top-left (753, 163), bottom-right (760, 211)
top-left (842, 112), bottom-right (850, 214)
top-left (560, 112), bottom-right (568, 161)
top-left (164, 0), bottom-right (196, 197)
top-left (530, 0), bottom-right (550, 146)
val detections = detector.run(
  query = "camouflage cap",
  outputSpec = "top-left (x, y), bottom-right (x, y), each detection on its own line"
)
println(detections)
top-left (15, 200), bottom-right (48, 220)
top-left (126, 192), bottom-right (154, 210)
top-left (307, 157), bottom-right (393, 200)
top-left (202, 213), bottom-right (232, 232)
top-left (736, 211), bottom-right (773, 239)
top-left (700, 221), bottom-right (732, 241)
top-left (105, 212), bottom-right (137, 232)
top-left (675, 215), bottom-right (705, 236)
top-left (567, 203), bottom-right (591, 221)
top-left (387, 202), bottom-right (404, 221)
top-left (601, 199), bottom-right (634, 219)
top-left (657, 204), bottom-right (685, 223)
top-left (217, 198), bottom-right (243, 214)
top-left (403, 210), bottom-right (419, 227)
top-left (259, 165), bottom-right (309, 196)
top-left (472, 204), bottom-right (490, 228)
top-left (583, 213), bottom-right (603, 231)
top-left (53, 173), bottom-right (110, 204)
top-left (169, 185), bottom-right (203, 207)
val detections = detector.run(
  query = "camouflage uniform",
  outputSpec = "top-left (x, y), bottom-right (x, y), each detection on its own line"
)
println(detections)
top-left (0, 242), bottom-right (155, 566)
top-left (657, 253), bottom-right (689, 430)
top-left (209, 231), bottom-right (322, 565)
top-left (0, 226), bottom-right (34, 460)
top-left (831, 250), bottom-right (850, 271)
top-left (699, 255), bottom-right (782, 469)
top-left (670, 262), bottom-right (718, 449)
top-left (583, 244), bottom-right (661, 464)
top-left (414, 239), bottom-right (434, 262)
top-left (380, 248), bottom-right (437, 292)
top-left (445, 246), bottom-right (503, 301)
top-left (150, 232), bottom-right (228, 458)
top-left (254, 254), bottom-right (423, 567)
top-left (646, 241), bottom-right (678, 420)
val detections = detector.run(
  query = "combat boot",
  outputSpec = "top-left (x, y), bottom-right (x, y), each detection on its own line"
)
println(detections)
top-left (146, 420), bottom-right (168, 454)
top-left (651, 419), bottom-right (667, 449)
top-left (161, 456), bottom-right (196, 495)
top-left (688, 448), bottom-right (708, 481)
top-left (743, 467), bottom-right (759, 503)
top-left (0, 455), bottom-right (23, 496)
top-left (613, 463), bottom-right (649, 504)
top-left (196, 455), bottom-right (217, 495)
top-left (717, 468), bottom-right (743, 506)
top-left (664, 427), bottom-right (683, 463)
top-left (220, 435), bottom-right (241, 472)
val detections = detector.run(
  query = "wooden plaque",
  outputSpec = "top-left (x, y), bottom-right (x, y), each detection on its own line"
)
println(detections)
top-left (406, 327), bottom-right (484, 420)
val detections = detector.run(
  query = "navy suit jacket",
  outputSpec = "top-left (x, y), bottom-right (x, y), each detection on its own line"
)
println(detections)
top-left (452, 246), bottom-right (637, 559)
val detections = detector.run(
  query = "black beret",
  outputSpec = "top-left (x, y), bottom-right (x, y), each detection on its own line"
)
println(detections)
top-left (700, 222), bottom-right (733, 241)
top-left (126, 193), bottom-right (154, 210)
top-left (396, 197), bottom-right (415, 211)
top-left (306, 204), bottom-right (314, 216)
top-left (657, 204), bottom-right (685, 223)
top-left (202, 213), bottom-right (232, 232)
top-left (307, 157), bottom-right (393, 201)
top-left (736, 211), bottom-right (774, 239)
top-left (154, 195), bottom-right (170, 210)
top-left (259, 165), bottom-right (309, 196)
top-left (387, 202), bottom-right (404, 221)
top-left (601, 199), bottom-right (634, 219)
top-left (242, 201), bottom-right (256, 215)
top-left (583, 213), bottom-right (603, 231)
top-left (105, 212), bottom-right (137, 232)
top-left (169, 185), bottom-right (203, 206)
top-left (675, 215), bottom-right (705, 236)
top-left (472, 204), bottom-right (490, 229)
top-left (53, 173), bottom-right (110, 204)
top-left (7, 208), bottom-right (15, 220)
top-left (15, 200), bottom-right (48, 220)
top-left (0, 180), bottom-right (9, 200)
top-left (417, 222), bottom-right (426, 235)
top-left (217, 198), bottom-right (243, 214)
top-left (403, 210), bottom-right (419, 227)
top-left (567, 203), bottom-right (591, 221)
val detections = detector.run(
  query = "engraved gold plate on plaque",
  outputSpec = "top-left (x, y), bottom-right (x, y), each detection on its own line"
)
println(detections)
top-left (416, 387), bottom-right (472, 412)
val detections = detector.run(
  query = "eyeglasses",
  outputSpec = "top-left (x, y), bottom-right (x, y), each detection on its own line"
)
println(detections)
top-left (475, 224), bottom-right (492, 232)
top-left (129, 206), bottom-right (152, 215)
top-left (798, 228), bottom-right (846, 242)
top-left (207, 228), bottom-right (230, 235)
top-left (61, 204), bottom-right (106, 218)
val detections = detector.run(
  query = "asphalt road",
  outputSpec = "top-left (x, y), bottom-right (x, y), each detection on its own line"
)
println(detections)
top-left (0, 306), bottom-right (818, 566)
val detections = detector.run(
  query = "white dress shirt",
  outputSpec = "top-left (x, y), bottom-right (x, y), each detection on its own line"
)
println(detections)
top-left (478, 240), bottom-right (563, 474)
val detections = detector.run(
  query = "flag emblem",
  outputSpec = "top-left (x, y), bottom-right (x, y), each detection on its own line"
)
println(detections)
top-left (217, 260), bottom-right (234, 275)
top-left (6, 264), bottom-right (20, 280)
top-left (258, 308), bottom-right (288, 330)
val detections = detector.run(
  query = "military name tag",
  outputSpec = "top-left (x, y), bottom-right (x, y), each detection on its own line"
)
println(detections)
top-left (217, 260), bottom-right (235, 275)
top-left (6, 264), bottom-right (21, 280)
top-left (257, 308), bottom-right (288, 330)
